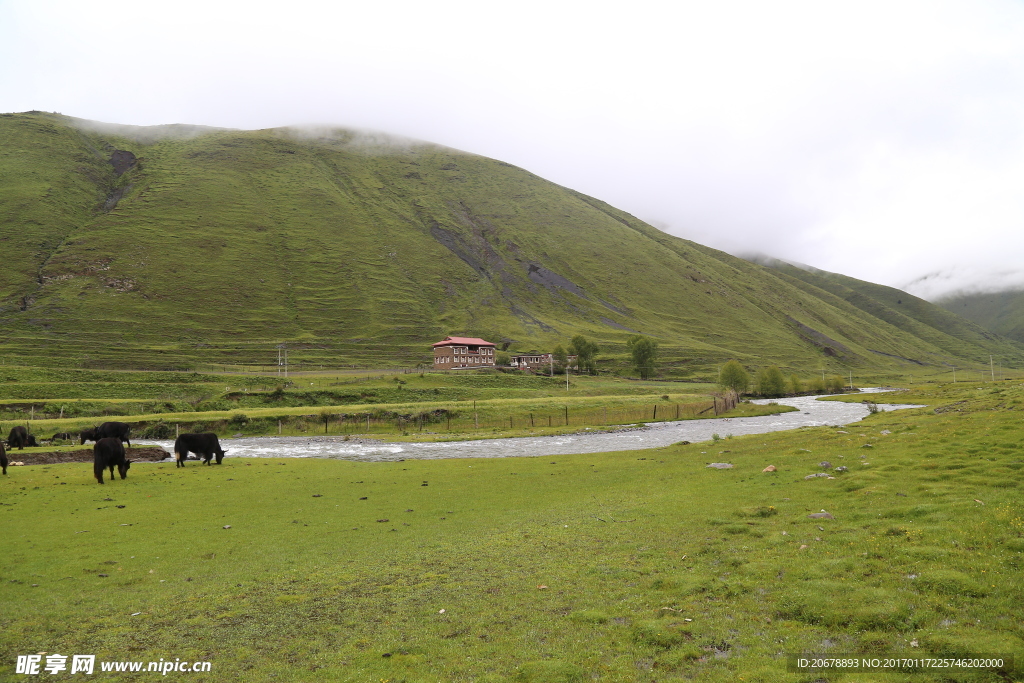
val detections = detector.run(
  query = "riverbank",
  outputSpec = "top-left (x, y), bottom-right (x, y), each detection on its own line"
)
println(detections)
top-left (135, 390), bottom-right (925, 462)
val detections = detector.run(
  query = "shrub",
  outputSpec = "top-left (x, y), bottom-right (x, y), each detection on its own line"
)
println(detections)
top-left (569, 334), bottom-right (599, 375)
top-left (719, 360), bottom-right (749, 393)
top-left (626, 335), bottom-right (658, 380)
top-left (755, 366), bottom-right (786, 397)
top-left (826, 374), bottom-right (846, 392)
top-left (137, 421), bottom-right (175, 439)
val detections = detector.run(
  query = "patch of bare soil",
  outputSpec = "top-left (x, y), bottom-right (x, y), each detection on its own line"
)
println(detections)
top-left (11, 447), bottom-right (169, 465)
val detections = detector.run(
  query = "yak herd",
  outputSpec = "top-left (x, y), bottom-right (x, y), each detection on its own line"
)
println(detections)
top-left (1, 421), bottom-right (228, 484)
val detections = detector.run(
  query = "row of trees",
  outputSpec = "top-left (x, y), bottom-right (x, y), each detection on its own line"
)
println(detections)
top-left (549, 335), bottom-right (601, 375)
top-left (526, 334), bottom-right (659, 379)
top-left (719, 360), bottom-right (848, 397)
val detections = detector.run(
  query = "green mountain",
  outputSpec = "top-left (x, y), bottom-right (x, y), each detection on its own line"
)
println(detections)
top-left (744, 256), bottom-right (1023, 368)
top-left (1, 111), bottom-right (1021, 374)
top-left (935, 289), bottom-right (1024, 345)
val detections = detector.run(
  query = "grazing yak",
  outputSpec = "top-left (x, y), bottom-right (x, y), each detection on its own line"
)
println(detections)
top-left (81, 421), bottom-right (131, 447)
top-left (7, 426), bottom-right (37, 450)
top-left (1, 441), bottom-right (7, 475)
top-left (174, 432), bottom-right (226, 467)
top-left (93, 437), bottom-right (130, 484)
top-left (50, 432), bottom-right (72, 442)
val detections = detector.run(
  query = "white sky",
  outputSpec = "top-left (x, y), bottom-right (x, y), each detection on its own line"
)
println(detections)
top-left (3, 0), bottom-right (1024, 300)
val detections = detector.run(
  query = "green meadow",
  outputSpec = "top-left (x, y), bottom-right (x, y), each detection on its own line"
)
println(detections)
top-left (2, 380), bottom-right (1023, 682)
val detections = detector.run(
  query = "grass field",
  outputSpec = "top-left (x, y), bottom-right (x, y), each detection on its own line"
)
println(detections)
top-left (2, 380), bottom-right (1023, 681)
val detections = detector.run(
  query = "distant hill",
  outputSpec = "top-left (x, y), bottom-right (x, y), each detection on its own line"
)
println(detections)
top-left (935, 289), bottom-right (1024, 345)
top-left (743, 256), bottom-right (1023, 365)
top-left (2, 111), bottom-right (1022, 374)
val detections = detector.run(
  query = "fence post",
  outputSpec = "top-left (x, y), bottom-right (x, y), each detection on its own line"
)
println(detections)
top-left (653, 404), bottom-right (657, 421)
top-left (564, 406), bottom-right (568, 426)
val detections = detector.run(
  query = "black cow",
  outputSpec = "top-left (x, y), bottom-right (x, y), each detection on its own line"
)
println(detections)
top-left (1, 441), bottom-right (7, 475)
top-left (7, 426), bottom-right (37, 450)
top-left (174, 433), bottom-right (226, 467)
top-left (51, 432), bottom-right (72, 442)
top-left (93, 437), bottom-right (130, 484)
top-left (97, 421), bottom-right (131, 447)
top-left (79, 427), bottom-right (99, 445)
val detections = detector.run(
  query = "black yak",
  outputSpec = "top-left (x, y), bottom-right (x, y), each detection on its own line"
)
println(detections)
top-left (93, 437), bottom-right (130, 484)
top-left (174, 433), bottom-right (226, 467)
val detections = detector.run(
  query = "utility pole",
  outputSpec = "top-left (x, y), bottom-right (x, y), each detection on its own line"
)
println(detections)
top-left (953, 365), bottom-right (956, 383)
top-left (276, 344), bottom-right (289, 378)
top-left (991, 355), bottom-right (995, 382)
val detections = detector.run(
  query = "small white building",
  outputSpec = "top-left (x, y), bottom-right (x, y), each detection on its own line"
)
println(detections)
top-left (510, 352), bottom-right (577, 372)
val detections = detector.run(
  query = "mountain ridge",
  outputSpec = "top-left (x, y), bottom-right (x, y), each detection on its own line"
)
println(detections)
top-left (1, 111), bottom-right (1021, 374)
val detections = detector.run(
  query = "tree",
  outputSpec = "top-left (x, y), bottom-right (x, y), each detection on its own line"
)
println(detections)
top-left (789, 374), bottom-right (803, 394)
top-left (627, 335), bottom-right (658, 380)
top-left (495, 351), bottom-right (510, 366)
top-left (569, 334), bottom-right (599, 375)
top-left (552, 344), bottom-right (568, 374)
top-left (826, 375), bottom-right (846, 393)
top-left (755, 366), bottom-right (786, 397)
top-left (719, 360), bottom-right (749, 394)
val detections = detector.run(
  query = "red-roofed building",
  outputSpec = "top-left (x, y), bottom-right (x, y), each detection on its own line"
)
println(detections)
top-left (433, 336), bottom-right (497, 369)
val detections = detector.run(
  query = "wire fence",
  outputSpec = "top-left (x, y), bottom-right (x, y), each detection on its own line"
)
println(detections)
top-left (314, 394), bottom-right (739, 435)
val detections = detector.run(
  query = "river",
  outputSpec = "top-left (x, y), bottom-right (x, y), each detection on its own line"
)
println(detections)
top-left (136, 389), bottom-right (923, 462)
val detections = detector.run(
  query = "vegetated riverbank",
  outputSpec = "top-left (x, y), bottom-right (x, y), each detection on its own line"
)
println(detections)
top-left (134, 390), bottom-right (921, 461)
top-left (1, 380), bottom-right (1020, 681)
top-left (0, 382), bottom-right (791, 444)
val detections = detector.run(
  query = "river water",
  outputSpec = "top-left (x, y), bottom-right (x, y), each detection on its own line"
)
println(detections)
top-left (137, 389), bottom-right (923, 462)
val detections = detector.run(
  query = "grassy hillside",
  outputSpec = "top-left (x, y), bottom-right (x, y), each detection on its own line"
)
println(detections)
top-left (746, 257), bottom-right (1024, 374)
top-left (936, 289), bottom-right (1024, 345)
top-left (2, 111), bottom-right (1022, 377)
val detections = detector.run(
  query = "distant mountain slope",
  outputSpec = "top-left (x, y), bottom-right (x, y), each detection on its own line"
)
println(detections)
top-left (935, 289), bottom-right (1024, 345)
top-left (2, 111), bottom-right (1022, 372)
top-left (744, 256), bottom-right (1024, 366)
